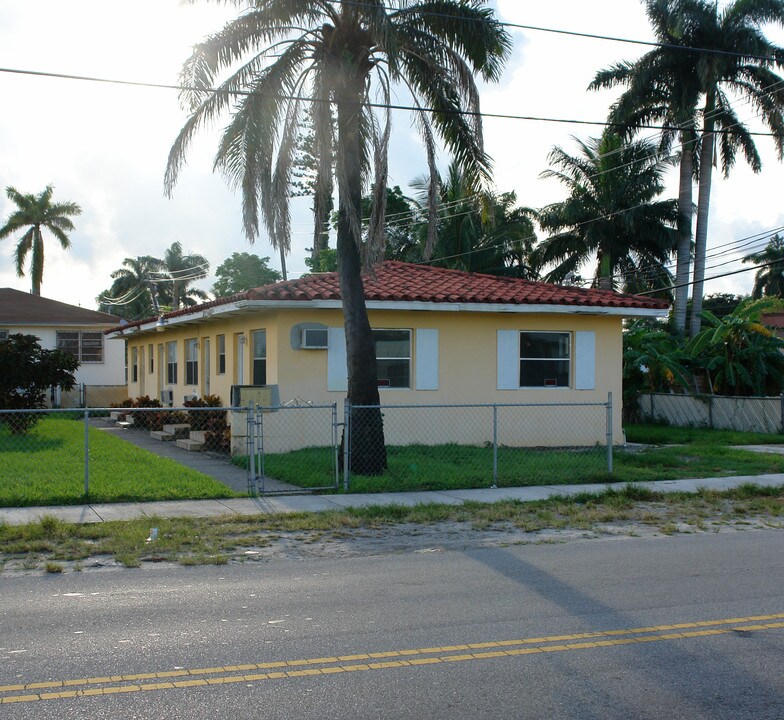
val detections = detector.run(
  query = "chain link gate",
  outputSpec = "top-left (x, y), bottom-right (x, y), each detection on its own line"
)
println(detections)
top-left (248, 402), bottom-right (340, 495)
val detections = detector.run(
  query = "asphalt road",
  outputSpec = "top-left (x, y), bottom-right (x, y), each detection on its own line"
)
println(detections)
top-left (2, 530), bottom-right (783, 719)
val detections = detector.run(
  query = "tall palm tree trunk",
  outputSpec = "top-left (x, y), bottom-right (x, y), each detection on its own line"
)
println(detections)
top-left (31, 227), bottom-right (43, 296)
top-left (278, 245), bottom-right (288, 281)
top-left (689, 94), bottom-right (716, 338)
top-left (336, 85), bottom-right (386, 475)
top-left (674, 129), bottom-right (695, 333)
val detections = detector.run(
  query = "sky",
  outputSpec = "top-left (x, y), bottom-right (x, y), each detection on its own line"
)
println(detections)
top-left (1, 0), bottom-right (784, 311)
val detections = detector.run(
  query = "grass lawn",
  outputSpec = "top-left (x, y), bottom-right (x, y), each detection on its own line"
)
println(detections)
top-left (0, 417), bottom-right (237, 507)
top-left (237, 435), bottom-right (784, 494)
top-left (625, 423), bottom-right (784, 446)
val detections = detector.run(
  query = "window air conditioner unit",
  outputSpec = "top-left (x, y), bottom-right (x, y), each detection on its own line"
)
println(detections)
top-left (301, 327), bottom-right (328, 349)
top-left (160, 389), bottom-right (174, 406)
top-left (183, 394), bottom-right (198, 403)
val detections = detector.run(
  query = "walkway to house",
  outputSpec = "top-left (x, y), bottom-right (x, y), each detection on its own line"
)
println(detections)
top-left (89, 418), bottom-right (298, 494)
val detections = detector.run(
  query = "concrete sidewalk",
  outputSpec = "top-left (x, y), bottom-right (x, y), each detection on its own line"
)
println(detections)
top-left (2, 473), bottom-right (783, 527)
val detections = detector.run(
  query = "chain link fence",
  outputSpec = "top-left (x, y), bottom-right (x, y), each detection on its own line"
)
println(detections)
top-left (0, 397), bottom-right (614, 504)
top-left (344, 399), bottom-right (613, 490)
top-left (0, 406), bottom-right (250, 506)
top-left (638, 393), bottom-right (784, 434)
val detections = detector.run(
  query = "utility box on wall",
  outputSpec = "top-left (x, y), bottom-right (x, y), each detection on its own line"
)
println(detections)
top-left (230, 384), bottom-right (280, 409)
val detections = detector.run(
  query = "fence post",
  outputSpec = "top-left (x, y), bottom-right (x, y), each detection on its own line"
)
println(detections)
top-left (780, 394), bottom-right (784, 434)
top-left (343, 399), bottom-right (351, 491)
top-left (708, 394), bottom-right (714, 429)
top-left (246, 405), bottom-right (255, 495)
top-left (492, 404), bottom-right (498, 488)
top-left (606, 392), bottom-right (613, 475)
top-left (84, 409), bottom-right (90, 496)
top-left (332, 403), bottom-right (340, 490)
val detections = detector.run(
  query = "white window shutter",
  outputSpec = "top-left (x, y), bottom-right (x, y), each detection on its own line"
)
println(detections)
top-left (575, 331), bottom-right (596, 390)
top-left (415, 329), bottom-right (439, 390)
top-left (327, 327), bottom-right (348, 392)
top-left (497, 330), bottom-right (519, 390)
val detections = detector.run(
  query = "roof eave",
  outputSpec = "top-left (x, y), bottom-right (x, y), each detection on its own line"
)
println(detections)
top-left (106, 298), bottom-right (667, 338)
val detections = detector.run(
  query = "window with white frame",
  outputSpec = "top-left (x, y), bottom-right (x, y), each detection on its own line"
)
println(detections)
top-left (0, 329), bottom-right (8, 341)
top-left (131, 346), bottom-right (138, 383)
top-left (56, 331), bottom-right (104, 363)
top-left (166, 341), bottom-right (177, 385)
top-left (520, 332), bottom-right (570, 387)
top-left (185, 338), bottom-right (198, 385)
top-left (148, 343), bottom-right (154, 374)
top-left (373, 329), bottom-right (410, 388)
top-left (252, 330), bottom-right (266, 385)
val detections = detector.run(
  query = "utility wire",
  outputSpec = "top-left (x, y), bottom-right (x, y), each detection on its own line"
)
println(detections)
top-left (2, 64), bottom-right (783, 139)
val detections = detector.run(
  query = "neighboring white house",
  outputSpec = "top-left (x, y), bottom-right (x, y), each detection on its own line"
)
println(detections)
top-left (0, 288), bottom-right (126, 407)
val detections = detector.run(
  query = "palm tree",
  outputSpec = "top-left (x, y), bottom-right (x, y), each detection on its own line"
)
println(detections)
top-left (408, 163), bottom-right (537, 277)
top-left (590, 0), bottom-right (702, 331)
top-left (97, 255), bottom-right (164, 319)
top-left (743, 233), bottom-right (784, 298)
top-left (593, 0), bottom-right (784, 335)
top-left (684, 0), bottom-right (784, 337)
top-left (157, 241), bottom-right (209, 311)
top-left (165, 0), bottom-right (511, 474)
top-left (0, 185), bottom-right (82, 295)
top-left (531, 131), bottom-right (678, 295)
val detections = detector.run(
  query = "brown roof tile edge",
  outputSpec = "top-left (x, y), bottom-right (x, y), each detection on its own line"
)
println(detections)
top-left (106, 261), bottom-right (668, 334)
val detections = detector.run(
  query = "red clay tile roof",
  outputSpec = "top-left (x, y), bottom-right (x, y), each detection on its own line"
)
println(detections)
top-left (0, 288), bottom-right (120, 325)
top-left (112, 261), bottom-right (668, 332)
top-left (244, 261), bottom-right (670, 310)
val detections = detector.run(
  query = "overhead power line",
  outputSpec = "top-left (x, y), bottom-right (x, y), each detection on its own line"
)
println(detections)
top-left (342, 1), bottom-right (784, 64)
top-left (1, 65), bottom-right (782, 140)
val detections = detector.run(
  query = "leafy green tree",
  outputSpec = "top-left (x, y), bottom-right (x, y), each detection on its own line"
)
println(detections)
top-left (97, 255), bottom-right (163, 320)
top-left (165, 0), bottom-right (511, 474)
top-left (687, 298), bottom-right (784, 395)
top-left (623, 319), bottom-right (692, 419)
top-left (0, 185), bottom-right (82, 296)
top-left (0, 334), bottom-right (78, 433)
top-left (743, 234), bottom-right (784, 298)
top-left (212, 253), bottom-right (282, 296)
top-left (531, 131), bottom-right (678, 294)
top-left (304, 247), bottom-right (338, 274)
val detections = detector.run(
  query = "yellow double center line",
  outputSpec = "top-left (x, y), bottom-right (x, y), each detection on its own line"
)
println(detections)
top-left (3, 612), bottom-right (783, 704)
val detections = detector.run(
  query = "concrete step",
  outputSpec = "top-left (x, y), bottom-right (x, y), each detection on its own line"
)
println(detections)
top-left (109, 411), bottom-right (123, 421)
top-left (176, 438), bottom-right (204, 452)
top-left (189, 430), bottom-right (208, 443)
top-left (150, 430), bottom-right (176, 442)
top-left (162, 423), bottom-right (190, 438)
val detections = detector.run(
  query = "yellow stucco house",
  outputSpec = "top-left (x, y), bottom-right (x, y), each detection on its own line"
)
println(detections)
top-left (107, 261), bottom-right (668, 448)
